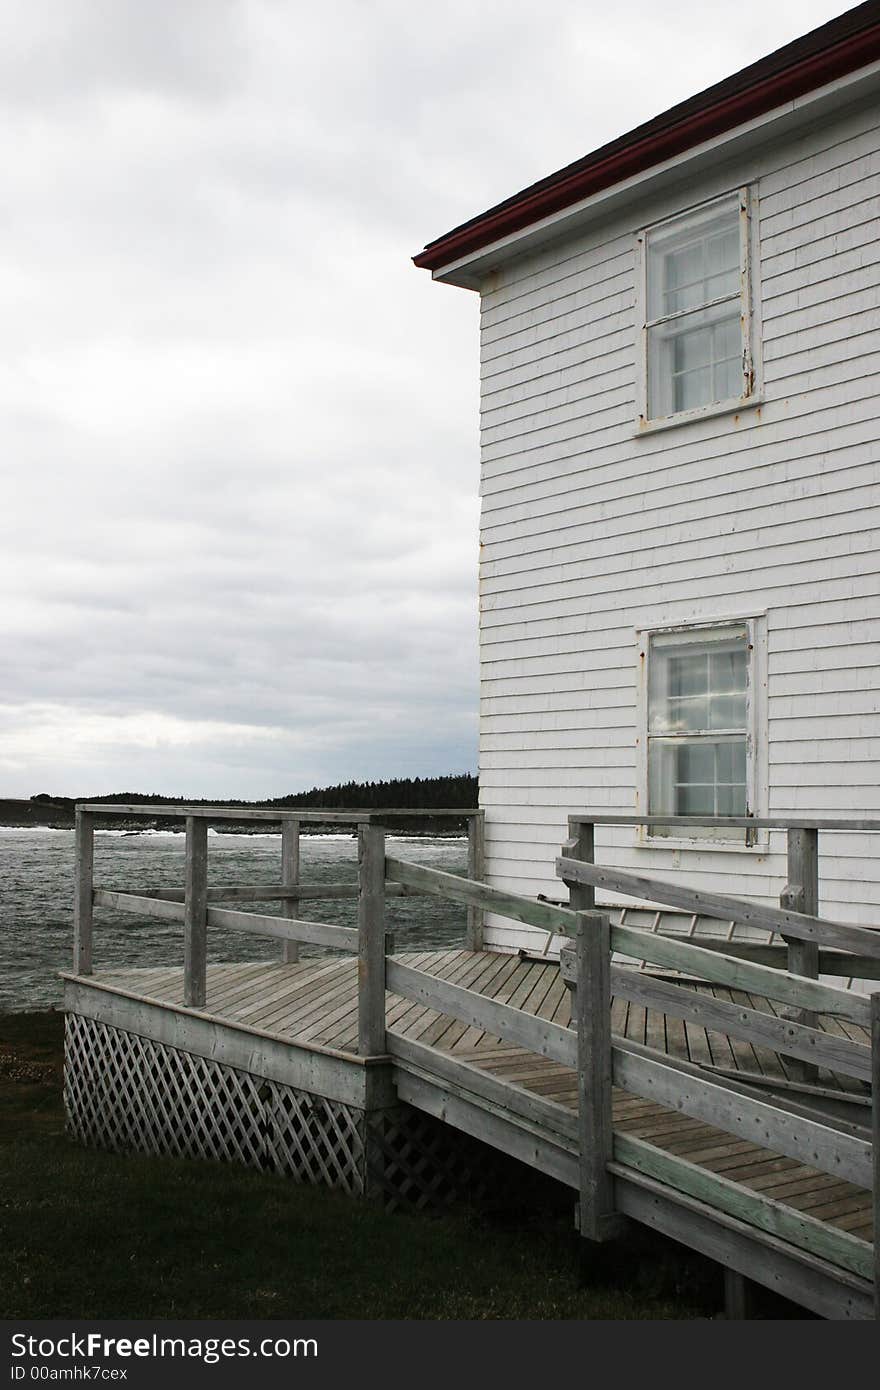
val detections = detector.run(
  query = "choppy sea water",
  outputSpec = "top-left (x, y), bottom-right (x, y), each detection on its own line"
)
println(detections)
top-left (0, 828), bottom-right (467, 1013)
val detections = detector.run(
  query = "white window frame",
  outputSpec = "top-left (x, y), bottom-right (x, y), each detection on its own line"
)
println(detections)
top-left (635, 615), bottom-right (767, 851)
top-left (635, 187), bottom-right (761, 434)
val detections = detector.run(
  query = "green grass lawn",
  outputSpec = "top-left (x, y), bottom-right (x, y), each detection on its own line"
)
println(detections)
top-left (1, 1010), bottom-right (721, 1319)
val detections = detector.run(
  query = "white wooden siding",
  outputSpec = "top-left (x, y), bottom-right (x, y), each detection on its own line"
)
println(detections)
top-left (476, 93), bottom-right (880, 953)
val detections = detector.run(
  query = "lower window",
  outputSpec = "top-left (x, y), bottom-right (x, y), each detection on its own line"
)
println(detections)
top-left (645, 622), bottom-right (753, 839)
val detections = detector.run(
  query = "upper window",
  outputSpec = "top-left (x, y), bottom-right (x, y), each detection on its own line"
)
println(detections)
top-left (645, 622), bottom-right (754, 840)
top-left (638, 190), bottom-right (755, 426)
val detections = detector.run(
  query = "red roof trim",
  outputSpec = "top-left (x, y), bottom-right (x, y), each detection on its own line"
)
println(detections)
top-left (414, 6), bottom-right (880, 274)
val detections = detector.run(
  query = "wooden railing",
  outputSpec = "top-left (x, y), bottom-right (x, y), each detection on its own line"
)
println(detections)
top-left (72, 804), bottom-right (485, 1033)
top-left (556, 813), bottom-right (880, 1309)
top-left (373, 855), bottom-right (879, 1307)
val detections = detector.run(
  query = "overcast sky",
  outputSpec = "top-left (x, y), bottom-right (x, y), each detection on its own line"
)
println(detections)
top-left (0, 0), bottom-right (854, 799)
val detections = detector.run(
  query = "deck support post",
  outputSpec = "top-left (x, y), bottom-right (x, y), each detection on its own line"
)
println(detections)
top-left (872, 991), bottom-right (880, 1320)
top-left (358, 823), bottom-right (387, 1057)
top-left (781, 827), bottom-right (819, 1084)
top-left (574, 910), bottom-right (621, 1244)
top-left (184, 816), bottom-right (208, 1009)
top-left (723, 1268), bottom-right (753, 1319)
top-left (73, 809), bottom-right (95, 976)
top-left (466, 810), bottom-right (485, 951)
top-left (280, 819), bottom-right (301, 964)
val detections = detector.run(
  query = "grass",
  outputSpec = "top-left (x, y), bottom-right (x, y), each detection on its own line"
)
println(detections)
top-left (0, 1010), bottom-right (727, 1320)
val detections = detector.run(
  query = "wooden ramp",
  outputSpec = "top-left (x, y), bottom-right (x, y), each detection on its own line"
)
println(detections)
top-left (63, 804), bottom-right (880, 1320)
top-left (65, 951), bottom-right (875, 1320)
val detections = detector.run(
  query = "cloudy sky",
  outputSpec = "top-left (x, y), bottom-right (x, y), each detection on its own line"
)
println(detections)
top-left (0, 0), bottom-right (853, 799)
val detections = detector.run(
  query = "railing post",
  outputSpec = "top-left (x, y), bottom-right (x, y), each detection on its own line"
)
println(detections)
top-left (872, 990), bottom-right (880, 1321)
top-left (73, 809), bottom-right (95, 976)
top-left (280, 818), bottom-right (301, 964)
top-left (564, 817), bottom-right (595, 912)
top-left (574, 909), bottom-right (620, 1243)
top-left (781, 826), bottom-right (819, 1084)
top-left (358, 822), bottom-right (386, 1056)
top-left (466, 810), bottom-right (485, 951)
top-left (184, 815), bottom-right (208, 1009)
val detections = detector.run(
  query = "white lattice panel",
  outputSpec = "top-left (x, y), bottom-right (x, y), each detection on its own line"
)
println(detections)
top-left (64, 1012), bottom-right (532, 1213)
top-left (270, 1088), bottom-right (364, 1194)
top-left (64, 1013), bottom-right (365, 1193)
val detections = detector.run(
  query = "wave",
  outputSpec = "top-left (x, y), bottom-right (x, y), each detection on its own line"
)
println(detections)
top-left (0, 825), bottom-right (74, 835)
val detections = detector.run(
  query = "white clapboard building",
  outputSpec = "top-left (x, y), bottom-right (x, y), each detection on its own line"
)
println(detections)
top-left (416, 4), bottom-right (880, 954)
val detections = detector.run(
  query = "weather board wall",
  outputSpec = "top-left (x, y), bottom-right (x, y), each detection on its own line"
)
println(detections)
top-left (473, 80), bottom-right (880, 952)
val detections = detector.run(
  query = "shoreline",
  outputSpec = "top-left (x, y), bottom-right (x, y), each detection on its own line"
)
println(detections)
top-left (0, 799), bottom-right (471, 837)
top-left (0, 820), bottom-right (467, 838)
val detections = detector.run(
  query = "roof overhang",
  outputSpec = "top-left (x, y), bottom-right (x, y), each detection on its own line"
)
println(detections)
top-left (415, 6), bottom-right (880, 290)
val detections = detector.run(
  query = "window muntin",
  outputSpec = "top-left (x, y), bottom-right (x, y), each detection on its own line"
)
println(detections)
top-left (647, 625), bottom-right (751, 836)
top-left (643, 193), bottom-right (751, 422)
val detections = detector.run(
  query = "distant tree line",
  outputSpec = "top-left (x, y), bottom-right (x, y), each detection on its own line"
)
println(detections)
top-left (18, 775), bottom-right (478, 832)
top-left (30, 772), bottom-right (477, 811)
top-left (273, 773), bottom-right (477, 811)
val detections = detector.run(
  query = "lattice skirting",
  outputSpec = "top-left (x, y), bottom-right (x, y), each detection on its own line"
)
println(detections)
top-left (366, 1107), bottom-right (523, 1212)
top-left (64, 1012), bottom-right (528, 1212)
top-left (64, 1013), bottom-right (366, 1193)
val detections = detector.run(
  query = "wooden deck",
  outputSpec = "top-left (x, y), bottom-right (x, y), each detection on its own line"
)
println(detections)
top-left (62, 806), bottom-right (880, 1319)
top-left (90, 951), bottom-right (874, 1252)
top-left (95, 949), bottom-right (872, 1093)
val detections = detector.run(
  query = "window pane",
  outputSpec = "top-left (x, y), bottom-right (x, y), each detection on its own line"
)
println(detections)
top-left (664, 241), bottom-right (704, 315)
top-left (675, 362), bottom-right (711, 413)
top-left (678, 742), bottom-right (714, 783)
top-left (716, 782), bottom-right (747, 815)
top-left (678, 782), bottom-right (716, 815)
top-left (705, 229), bottom-right (739, 299)
top-left (716, 740), bottom-right (747, 783)
top-left (648, 737), bottom-right (748, 818)
top-left (649, 629), bottom-right (749, 736)
top-left (716, 353), bottom-right (742, 404)
top-left (709, 695), bottom-right (747, 730)
top-left (712, 316), bottom-right (743, 402)
top-left (647, 199), bottom-right (740, 319)
top-left (648, 630), bottom-right (750, 828)
top-left (710, 648), bottom-right (747, 692)
top-left (666, 696), bottom-right (709, 731)
top-left (669, 653), bottom-right (708, 697)
top-left (648, 304), bottom-right (744, 417)
top-left (648, 742), bottom-right (675, 814)
top-left (675, 326), bottom-right (712, 372)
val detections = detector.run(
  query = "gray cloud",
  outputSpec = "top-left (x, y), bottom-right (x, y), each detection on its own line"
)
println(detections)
top-left (0, 0), bottom-right (850, 796)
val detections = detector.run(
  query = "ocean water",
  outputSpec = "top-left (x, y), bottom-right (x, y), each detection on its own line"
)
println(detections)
top-left (0, 828), bottom-right (468, 1013)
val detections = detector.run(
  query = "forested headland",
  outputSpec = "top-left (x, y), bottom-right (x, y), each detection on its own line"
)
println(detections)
top-left (0, 774), bottom-right (478, 834)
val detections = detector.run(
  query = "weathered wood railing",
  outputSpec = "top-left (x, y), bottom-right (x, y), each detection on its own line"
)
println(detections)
top-left (72, 804), bottom-right (485, 1022)
top-left (378, 853), bottom-right (880, 1310)
top-left (388, 829), bottom-right (880, 1313)
top-left (555, 814), bottom-right (880, 1311)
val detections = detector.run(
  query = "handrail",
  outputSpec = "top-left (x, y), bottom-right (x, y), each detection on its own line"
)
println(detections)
top-left (386, 957), bottom-right (577, 1068)
top-left (385, 856), bottom-right (577, 936)
top-left (77, 802), bottom-right (479, 823)
top-left (566, 814), bottom-right (880, 831)
top-left (611, 1036), bottom-right (872, 1189)
top-left (557, 854), bottom-right (880, 959)
top-left (608, 921), bottom-right (871, 1026)
top-left (135, 882), bottom-right (414, 903)
top-left (91, 890), bottom-right (360, 953)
